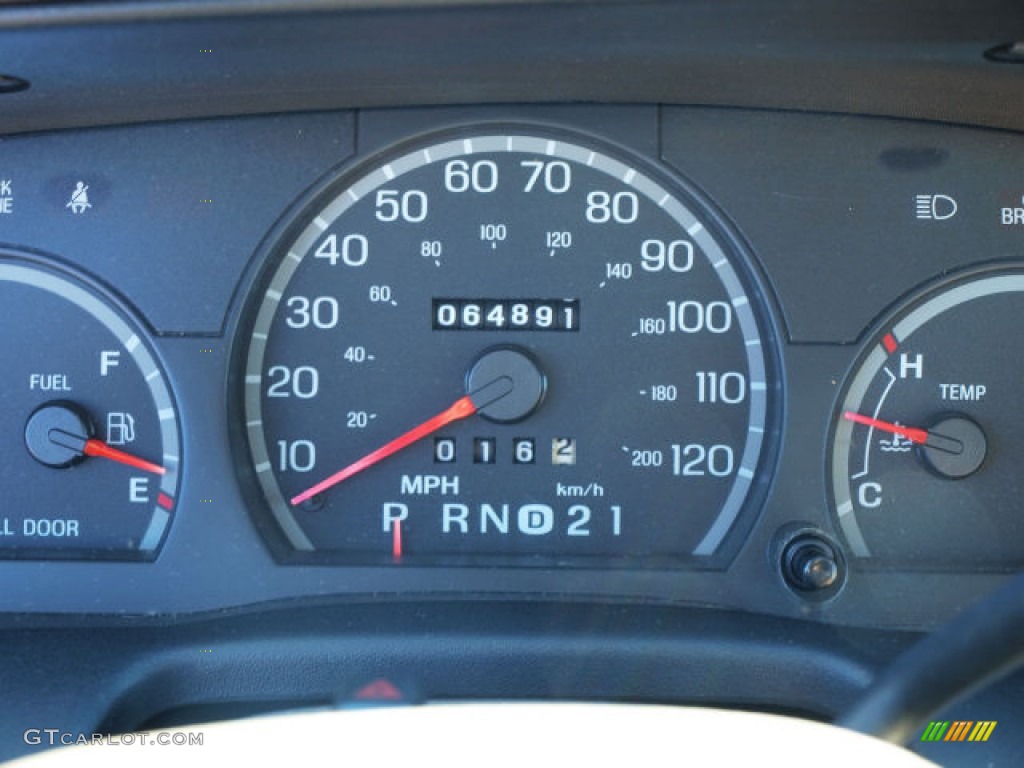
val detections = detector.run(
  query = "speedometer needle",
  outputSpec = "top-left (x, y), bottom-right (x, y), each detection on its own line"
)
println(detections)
top-left (290, 377), bottom-right (513, 506)
top-left (291, 396), bottom-right (477, 506)
top-left (842, 411), bottom-right (963, 454)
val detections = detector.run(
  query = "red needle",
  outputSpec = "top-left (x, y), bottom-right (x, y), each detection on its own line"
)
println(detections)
top-left (83, 438), bottom-right (167, 475)
top-left (290, 395), bottom-right (478, 506)
top-left (393, 519), bottom-right (403, 561)
top-left (842, 411), bottom-right (928, 444)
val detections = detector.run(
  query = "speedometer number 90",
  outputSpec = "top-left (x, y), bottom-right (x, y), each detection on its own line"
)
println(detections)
top-left (237, 130), bottom-right (776, 567)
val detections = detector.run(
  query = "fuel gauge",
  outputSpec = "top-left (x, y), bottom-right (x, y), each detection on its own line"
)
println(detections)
top-left (0, 254), bottom-right (181, 560)
top-left (830, 266), bottom-right (1024, 570)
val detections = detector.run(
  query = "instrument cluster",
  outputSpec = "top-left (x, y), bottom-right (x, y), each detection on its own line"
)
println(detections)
top-left (1, 105), bottom-right (1021, 628)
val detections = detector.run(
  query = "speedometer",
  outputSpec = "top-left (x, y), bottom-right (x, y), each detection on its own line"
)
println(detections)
top-left (235, 128), bottom-right (778, 566)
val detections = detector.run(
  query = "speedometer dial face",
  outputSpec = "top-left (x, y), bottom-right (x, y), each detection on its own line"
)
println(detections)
top-left (238, 129), bottom-right (776, 566)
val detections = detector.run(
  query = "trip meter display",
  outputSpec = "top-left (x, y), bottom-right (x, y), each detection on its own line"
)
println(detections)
top-left (236, 129), bottom-right (777, 566)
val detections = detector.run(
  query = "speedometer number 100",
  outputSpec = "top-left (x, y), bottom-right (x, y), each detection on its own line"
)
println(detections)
top-left (637, 300), bottom-right (732, 336)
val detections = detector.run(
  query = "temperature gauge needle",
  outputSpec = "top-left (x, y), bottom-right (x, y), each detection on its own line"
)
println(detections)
top-left (290, 376), bottom-right (514, 506)
top-left (843, 411), bottom-right (928, 444)
top-left (842, 411), bottom-right (962, 454)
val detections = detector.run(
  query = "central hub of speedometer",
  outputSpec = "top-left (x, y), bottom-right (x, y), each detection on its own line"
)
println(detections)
top-left (235, 128), bottom-right (777, 567)
top-left (465, 347), bottom-right (546, 423)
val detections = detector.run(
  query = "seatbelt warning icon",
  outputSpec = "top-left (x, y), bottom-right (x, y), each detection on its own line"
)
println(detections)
top-left (66, 181), bottom-right (92, 214)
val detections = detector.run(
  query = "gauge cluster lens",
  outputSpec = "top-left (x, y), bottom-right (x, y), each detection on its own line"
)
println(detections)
top-left (831, 267), bottom-right (1024, 569)
top-left (0, 255), bottom-right (180, 560)
top-left (238, 131), bottom-right (776, 566)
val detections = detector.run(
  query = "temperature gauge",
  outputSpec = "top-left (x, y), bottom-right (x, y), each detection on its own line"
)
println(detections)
top-left (0, 254), bottom-right (181, 560)
top-left (830, 266), bottom-right (1024, 569)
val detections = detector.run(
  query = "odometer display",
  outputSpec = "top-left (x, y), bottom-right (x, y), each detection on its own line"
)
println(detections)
top-left (238, 130), bottom-right (775, 566)
top-left (432, 298), bottom-right (580, 332)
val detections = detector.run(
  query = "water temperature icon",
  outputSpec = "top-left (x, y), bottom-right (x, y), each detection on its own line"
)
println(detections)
top-left (0, 255), bottom-right (181, 560)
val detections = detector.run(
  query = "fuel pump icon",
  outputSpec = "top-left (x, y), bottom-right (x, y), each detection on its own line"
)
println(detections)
top-left (106, 412), bottom-right (136, 445)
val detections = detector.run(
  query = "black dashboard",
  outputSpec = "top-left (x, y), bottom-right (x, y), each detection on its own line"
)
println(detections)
top-left (1, 1), bottom-right (1023, 765)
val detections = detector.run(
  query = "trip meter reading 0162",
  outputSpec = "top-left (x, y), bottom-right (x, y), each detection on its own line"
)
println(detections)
top-left (237, 129), bottom-right (777, 566)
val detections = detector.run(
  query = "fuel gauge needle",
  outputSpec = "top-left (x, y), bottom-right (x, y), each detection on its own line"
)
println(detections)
top-left (842, 411), bottom-right (963, 454)
top-left (82, 439), bottom-right (167, 475)
top-left (48, 429), bottom-right (167, 475)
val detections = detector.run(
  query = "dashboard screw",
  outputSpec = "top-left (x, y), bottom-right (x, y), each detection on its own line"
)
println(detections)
top-left (797, 552), bottom-right (839, 590)
top-left (781, 533), bottom-right (845, 599)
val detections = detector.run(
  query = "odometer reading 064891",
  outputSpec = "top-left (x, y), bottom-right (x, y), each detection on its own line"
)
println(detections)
top-left (238, 129), bottom-right (775, 566)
